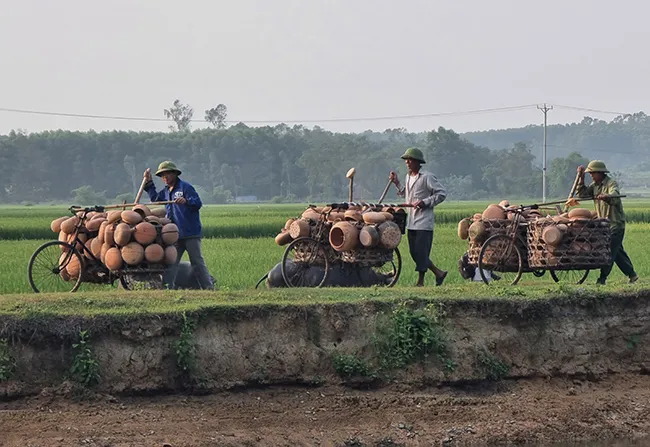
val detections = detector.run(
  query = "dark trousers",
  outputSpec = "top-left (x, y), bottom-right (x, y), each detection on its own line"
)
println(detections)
top-left (407, 230), bottom-right (433, 272)
top-left (164, 236), bottom-right (214, 290)
top-left (600, 229), bottom-right (636, 281)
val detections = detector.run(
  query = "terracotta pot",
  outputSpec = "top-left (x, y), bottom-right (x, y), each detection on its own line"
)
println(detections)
top-left (329, 221), bottom-right (359, 252)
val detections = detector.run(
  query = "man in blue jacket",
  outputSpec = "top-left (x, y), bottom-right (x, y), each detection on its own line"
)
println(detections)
top-left (143, 161), bottom-right (214, 290)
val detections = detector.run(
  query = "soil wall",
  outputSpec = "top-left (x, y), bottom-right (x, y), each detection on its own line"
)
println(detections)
top-left (1, 292), bottom-right (649, 397)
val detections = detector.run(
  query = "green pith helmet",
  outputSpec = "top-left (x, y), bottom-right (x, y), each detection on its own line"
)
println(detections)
top-left (400, 147), bottom-right (426, 164)
top-left (155, 160), bottom-right (182, 177)
top-left (585, 160), bottom-right (609, 173)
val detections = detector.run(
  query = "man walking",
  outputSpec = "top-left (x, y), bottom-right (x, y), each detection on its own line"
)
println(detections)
top-left (576, 160), bottom-right (638, 285)
top-left (389, 148), bottom-right (448, 287)
top-left (143, 161), bottom-right (214, 290)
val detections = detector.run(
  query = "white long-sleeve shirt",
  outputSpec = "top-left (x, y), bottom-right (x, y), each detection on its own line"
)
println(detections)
top-left (396, 170), bottom-right (447, 231)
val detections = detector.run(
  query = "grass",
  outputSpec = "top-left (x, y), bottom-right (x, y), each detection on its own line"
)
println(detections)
top-left (6, 222), bottom-right (650, 295)
top-left (4, 199), bottom-right (650, 240)
top-left (0, 282), bottom-right (648, 320)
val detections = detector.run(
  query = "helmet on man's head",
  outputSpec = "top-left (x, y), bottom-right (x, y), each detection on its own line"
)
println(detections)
top-left (585, 160), bottom-right (609, 173)
top-left (400, 147), bottom-right (426, 164)
top-left (155, 161), bottom-right (182, 177)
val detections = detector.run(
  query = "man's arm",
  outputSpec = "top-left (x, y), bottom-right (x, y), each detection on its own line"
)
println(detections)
top-left (144, 181), bottom-right (166, 202)
top-left (575, 165), bottom-right (594, 198)
top-left (600, 178), bottom-right (622, 205)
top-left (422, 174), bottom-right (447, 208)
top-left (183, 183), bottom-right (203, 209)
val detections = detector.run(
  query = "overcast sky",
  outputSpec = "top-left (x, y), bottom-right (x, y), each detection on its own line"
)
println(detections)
top-left (0, 0), bottom-right (648, 135)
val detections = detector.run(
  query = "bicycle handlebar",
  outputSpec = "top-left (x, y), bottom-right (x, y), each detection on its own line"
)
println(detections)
top-left (69, 205), bottom-right (106, 214)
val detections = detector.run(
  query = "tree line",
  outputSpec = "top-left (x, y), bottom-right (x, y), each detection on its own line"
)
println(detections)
top-left (0, 121), bottom-right (599, 204)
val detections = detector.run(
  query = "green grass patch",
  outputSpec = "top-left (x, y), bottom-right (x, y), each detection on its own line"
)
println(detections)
top-left (6, 222), bottom-right (650, 295)
top-left (4, 200), bottom-right (650, 240)
top-left (0, 282), bottom-right (648, 320)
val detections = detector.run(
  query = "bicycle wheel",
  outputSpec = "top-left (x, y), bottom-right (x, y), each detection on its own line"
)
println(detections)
top-left (359, 247), bottom-right (402, 287)
top-left (281, 237), bottom-right (329, 288)
top-left (478, 234), bottom-right (523, 286)
top-left (28, 241), bottom-right (84, 293)
top-left (550, 269), bottom-right (590, 284)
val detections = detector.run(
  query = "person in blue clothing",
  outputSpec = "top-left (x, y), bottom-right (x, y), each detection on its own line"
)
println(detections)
top-left (143, 161), bottom-right (214, 290)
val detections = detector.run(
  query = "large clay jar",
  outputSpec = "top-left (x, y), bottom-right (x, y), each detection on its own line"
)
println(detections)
top-left (329, 221), bottom-right (359, 252)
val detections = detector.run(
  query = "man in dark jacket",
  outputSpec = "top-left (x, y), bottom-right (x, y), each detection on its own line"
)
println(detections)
top-left (143, 161), bottom-right (214, 290)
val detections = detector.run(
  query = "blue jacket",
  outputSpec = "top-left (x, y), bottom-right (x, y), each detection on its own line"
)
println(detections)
top-left (144, 178), bottom-right (203, 238)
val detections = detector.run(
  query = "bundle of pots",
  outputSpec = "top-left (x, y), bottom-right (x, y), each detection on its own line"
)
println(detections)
top-left (50, 204), bottom-right (180, 280)
top-left (274, 205), bottom-right (403, 253)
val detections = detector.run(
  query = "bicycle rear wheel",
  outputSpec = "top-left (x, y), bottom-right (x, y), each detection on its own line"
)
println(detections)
top-left (478, 234), bottom-right (523, 286)
top-left (281, 237), bottom-right (329, 288)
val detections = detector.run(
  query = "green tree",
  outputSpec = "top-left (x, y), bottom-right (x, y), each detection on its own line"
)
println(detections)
top-left (164, 99), bottom-right (194, 132)
top-left (205, 104), bottom-right (228, 129)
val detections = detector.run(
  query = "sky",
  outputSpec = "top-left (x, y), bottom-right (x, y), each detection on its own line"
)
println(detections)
top-left (0, 0), bottom-right (648, 135)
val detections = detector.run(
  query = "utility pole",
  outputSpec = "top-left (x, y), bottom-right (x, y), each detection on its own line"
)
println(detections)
top-left (537, 103), bottom-right (553, 202)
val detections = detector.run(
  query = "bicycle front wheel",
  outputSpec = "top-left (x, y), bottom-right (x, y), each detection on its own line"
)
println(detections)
top-left (28, 241), bottom-right (84, 293)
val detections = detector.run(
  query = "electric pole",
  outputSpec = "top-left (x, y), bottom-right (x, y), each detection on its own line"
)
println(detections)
top-left (537, 103), bottom-right (553, 202)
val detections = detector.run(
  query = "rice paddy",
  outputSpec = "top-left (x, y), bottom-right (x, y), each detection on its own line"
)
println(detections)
top-left (1, 201), bottom-right (649, 295)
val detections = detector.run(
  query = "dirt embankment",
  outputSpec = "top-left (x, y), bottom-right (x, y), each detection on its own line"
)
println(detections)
top-left (1, 292), bottom-right (650, 445)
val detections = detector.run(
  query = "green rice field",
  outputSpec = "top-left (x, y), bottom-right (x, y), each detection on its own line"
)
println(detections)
top-left (0, 201), bottom-right (649, 295)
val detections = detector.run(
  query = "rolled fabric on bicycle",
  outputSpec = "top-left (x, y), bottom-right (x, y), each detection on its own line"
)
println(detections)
top-left (329, 221), bottom-right (359, 251)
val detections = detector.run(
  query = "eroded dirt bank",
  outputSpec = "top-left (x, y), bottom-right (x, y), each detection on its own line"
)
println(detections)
top-left (2, 293), bottom-right (650, 396)
top-left (2, 374), bottom-right (650, 446)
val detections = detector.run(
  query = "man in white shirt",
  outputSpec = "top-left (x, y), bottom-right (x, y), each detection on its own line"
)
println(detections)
top-left (389, 148), bottom-right (448, 287)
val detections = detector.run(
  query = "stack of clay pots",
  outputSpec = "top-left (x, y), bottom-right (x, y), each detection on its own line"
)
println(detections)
top-left (274, 205), bottom-right (403, 252)
top-left (50, 204), bottom-right (180, 280)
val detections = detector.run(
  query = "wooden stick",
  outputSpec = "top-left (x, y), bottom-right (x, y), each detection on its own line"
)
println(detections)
top-left (134, 176), bottom-right (148, 204)
top-left (377, 180), bottom-right (393, 203)
top-left (71, 201), bottom-right (175, 212)
top-left (564, 171), bottom-right (582, 213)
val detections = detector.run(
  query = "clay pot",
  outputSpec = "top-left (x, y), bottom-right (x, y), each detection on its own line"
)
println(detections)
top-left (114, 223), bottom-right (133, 247)
top-left (359, 225), bottom-right (379, 248)
top-left (145, 244), bottom-right (165, 263)
top-left (344, 210), bottom-right (363, 222)
top-left (473, 213), bottom-right (483, 221)
top-left (100, 244), bottom-right (111, 264)
top-left (327, 212), bottom-right (346, 222)
top-left (86, 217), bottom-right (105, 232)
top-left (284, 218), bottom-right (296, 231)
top-left (362, 212), bottom-right (386, 225)
top-left (60, 216), bottom-right (80, 234)
top-left (104, 247), bottom-right (123, 270)
top-left (377, 221), bottom-right (401, 249)
top-left (91, 238), bottom-right (103, 259)
top-left (457, 218), bottom-right (471, 240)
top-left (381, 212), bottom-right (394, 221)
top-left (542, 226), bottom-right (563, 246)
top-left (51, 217), bottom-right (67, 233)
top-left (302, 209), bottom-right (322, 222)
top-left (482, 204), bottom-right (506, 220)
top-left (133, 222), bottom-right (157, 245)
top-left (161, 223), bottom-right (180, 245)
top-left (65, 254), bottom-right (82, 279)
top-left (289, 219), bottom-right (310, 239)
top-left (568, 208), bottom-right (593, 219)
top-left (107, 211), bottom-right (122, 224)
top-left (121, 242), bottom-right (145, 266)
top-left (104, 224), bottom-right (116, 246)
top-left (121, 210), bottom-right (143, 225)
top-left (275, 230), bottom-right (293, 246)
top-left (132, 204), bottom-right (152, 218)
top-left (329, 221), bottom-right (359, 252)
top-left (469, 221), bottom-right (486, 242)
top-left (151, 208), bottom-right (167, 218)
top-left (59, 254), bottom-right (71, 281)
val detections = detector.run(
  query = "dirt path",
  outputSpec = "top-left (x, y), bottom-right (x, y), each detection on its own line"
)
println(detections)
top-left (2, 374), bottom-right (650, 446)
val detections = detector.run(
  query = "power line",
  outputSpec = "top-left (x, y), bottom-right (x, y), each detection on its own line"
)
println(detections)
top-left (553, 104), bottom-right (631, 115)
top-left (0, 104), bottom-right (539, 125)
